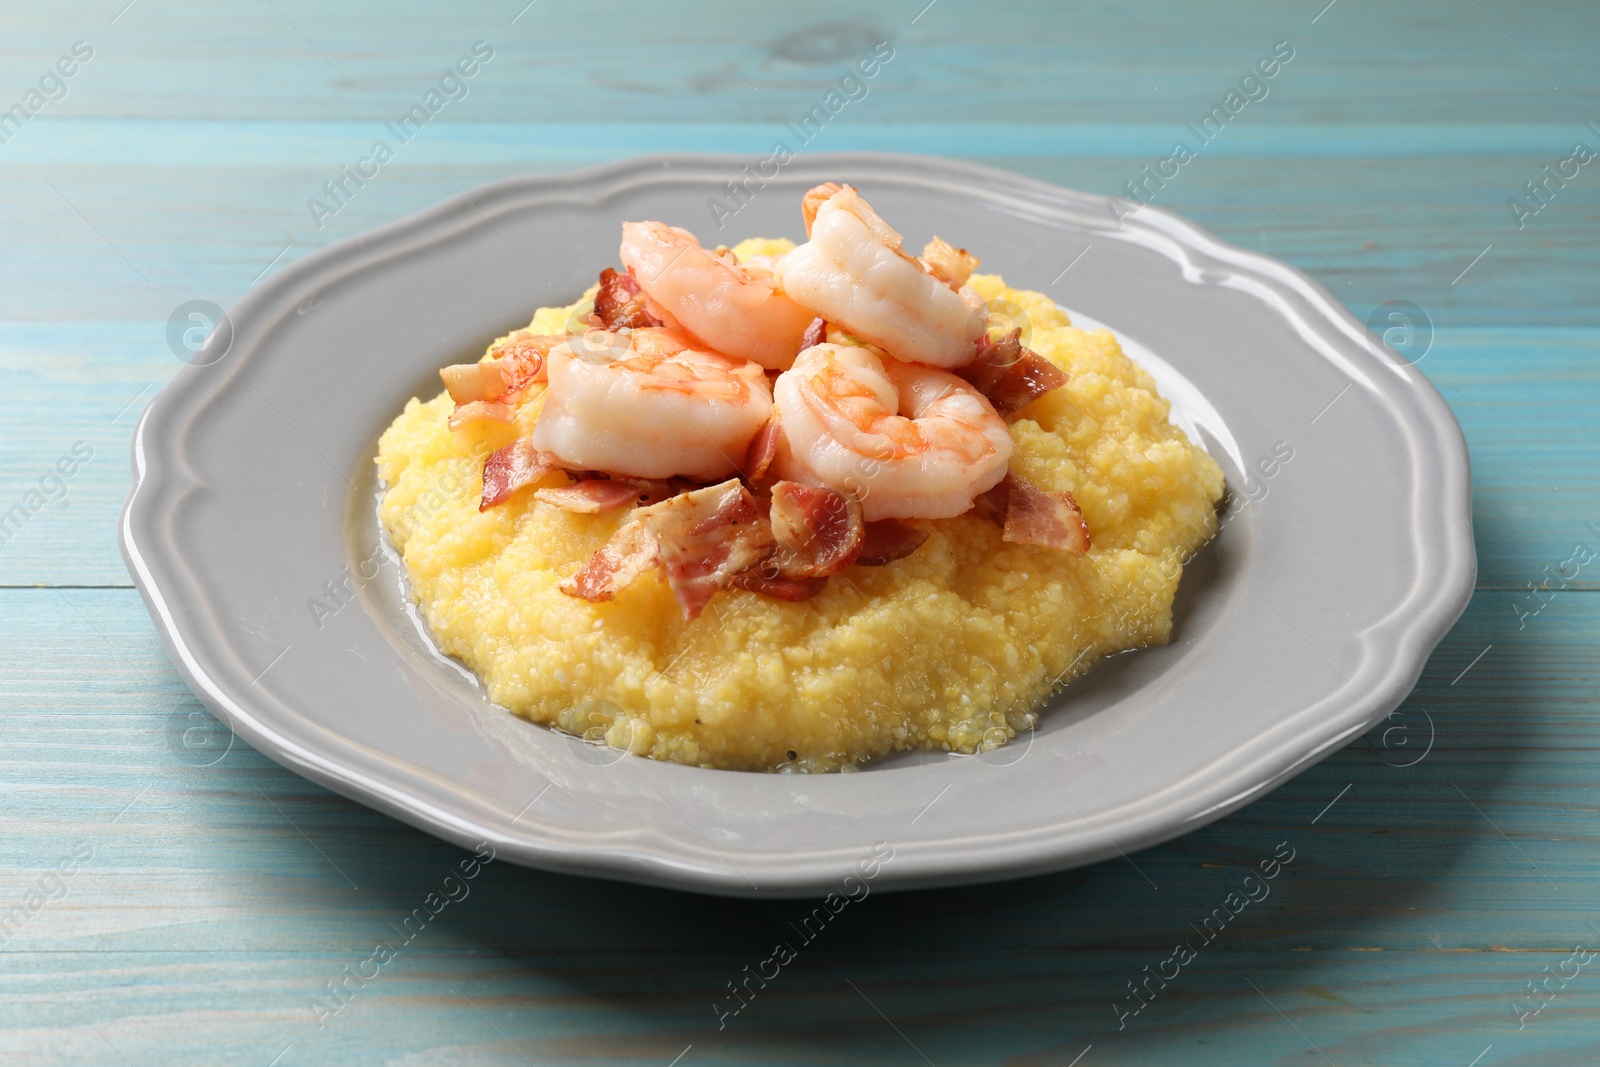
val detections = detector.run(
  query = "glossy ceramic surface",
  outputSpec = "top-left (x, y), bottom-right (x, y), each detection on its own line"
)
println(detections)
top-left (121, 154), bottom-right (1475, 896)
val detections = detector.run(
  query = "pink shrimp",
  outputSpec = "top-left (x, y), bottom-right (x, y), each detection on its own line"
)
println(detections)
top-left (618, 221), bottom-right (816, 370)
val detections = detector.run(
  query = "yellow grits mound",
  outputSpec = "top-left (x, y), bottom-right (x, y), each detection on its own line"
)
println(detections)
top-left (376, 238), bottom-right (1225, 772)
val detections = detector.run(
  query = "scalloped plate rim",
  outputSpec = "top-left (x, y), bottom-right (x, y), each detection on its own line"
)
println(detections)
top-left (120, 152), bottom-right (1475, 897)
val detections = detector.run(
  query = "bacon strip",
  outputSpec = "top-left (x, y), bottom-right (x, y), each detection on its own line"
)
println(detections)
top-left (561, 479), bottom-right (777, 619)
top-left (480, 436), bottom-right (558, 510)
top-left (533, 472), bottom-right (689, 508)
top-left (742, 415), bottom-right (782, 484)
top-left (769, 481), bottom-right (863, 578)
top-left (448, 400), bottom-right (516, 431)
top-left (614, 475), bottom-right (692, 507)
top-left (799, 316), bottom-right (826, 352)
top-left (535, 479), bottom-right (643, 514)
top-left (731, 570), bottom-right (827, 602)
top-left (642, 480), bottom-right (776, 620)
top-left (978, 473), bottom-right (1090, 555)
top-left (959, 329), bottom-right (1067, 419)
top-left (856, 519), bottom-right (930, 566)
top-left (593, 267), bottom-right (662, 330)
top-left (920, 235), bottom-right (980, 289)
top-left (560, 519), bottom-right (659, 602)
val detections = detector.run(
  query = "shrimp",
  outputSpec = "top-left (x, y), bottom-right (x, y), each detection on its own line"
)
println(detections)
top-left (618, 221), bottom-right (816, 370)
top-left (773, 343), bottom-right (1013, 521)
top-left (532, 327), bottom-right (773, 482)
top-left (776, 184), bottom-right (988, 369)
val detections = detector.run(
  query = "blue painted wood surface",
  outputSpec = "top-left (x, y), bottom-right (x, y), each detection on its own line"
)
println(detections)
top-left (3, 2), bottom-right (1598, 1064)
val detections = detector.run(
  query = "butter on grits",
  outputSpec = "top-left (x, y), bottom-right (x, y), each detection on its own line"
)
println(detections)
top-left (376, 239), bottom-right (1224, 773)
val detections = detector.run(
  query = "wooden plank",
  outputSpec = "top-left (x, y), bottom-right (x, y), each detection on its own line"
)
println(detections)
top-left (0, 0), bottom-right (1594, 123)
top-left (2, 587), bottom-right (1595, 954)
top-left (2, 950), bottom-right (1591, 1066)
top-left (6, 121), bottom-right (1600, 165)
top-left (0, 587), bottom-right (1596, 1064)
top-left (4, 0), bottom-right (1599, 1060)
top-left (0, 150), bottom-right (1593, 327)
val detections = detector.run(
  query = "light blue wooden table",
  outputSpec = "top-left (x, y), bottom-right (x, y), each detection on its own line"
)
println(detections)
top-left (4, 2), bottom-right (1598, 1064)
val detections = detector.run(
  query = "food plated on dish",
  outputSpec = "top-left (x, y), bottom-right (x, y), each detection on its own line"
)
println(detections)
top-left (123, 155), bottom-right (1475, 892)
top-left (376, 182), bottom-right (1223, 772)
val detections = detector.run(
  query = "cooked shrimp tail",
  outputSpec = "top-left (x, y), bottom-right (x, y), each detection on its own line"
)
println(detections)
top-left (619, 221), bottom-right (816, 370)
top-left (776, 184), bottom-right (988, 369)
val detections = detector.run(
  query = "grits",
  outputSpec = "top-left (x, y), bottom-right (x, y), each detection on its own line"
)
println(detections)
top-left (375, 237), bottom-right (1224, 772)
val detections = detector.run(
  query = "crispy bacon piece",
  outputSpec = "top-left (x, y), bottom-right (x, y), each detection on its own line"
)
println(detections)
top-left (742, 415), bottom-right (783, 484)
top-left (535, 479), bottom-right (643, 514)
top-left (799, 316), bottom-right (826, 352)
top-left (562, 479), bottom-right (775, 619)
top-left (448, 400), bottom-right (516, 431)
top-left (920, 235), bottom-right (980, 289)
top-left (616, 475), bottom-right (692, 507)
top-left (593, 267), bottom-right (662, 330)
top-left (643, 480), bottom-right (776, 620)
top-left (769, 481), bottom-right (863, 578)
top-left (977, 473), bottom-right (1090, 555)
top-left (480, 436), bottom-right (558, 510)
top-left (856, 518), bottom-right (930, 566)
top-left (560, 519), bottom-right (659, 603)
top-left (731, 570), bottom-right (827, 602)
top-left (553, 473), bottom-right (691, 507)
top-left (959, 329), bottom-right (1067, 419)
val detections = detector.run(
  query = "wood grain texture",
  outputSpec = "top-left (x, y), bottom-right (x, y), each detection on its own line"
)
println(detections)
top-left (3, 1), bottom-right (1598, 1064)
